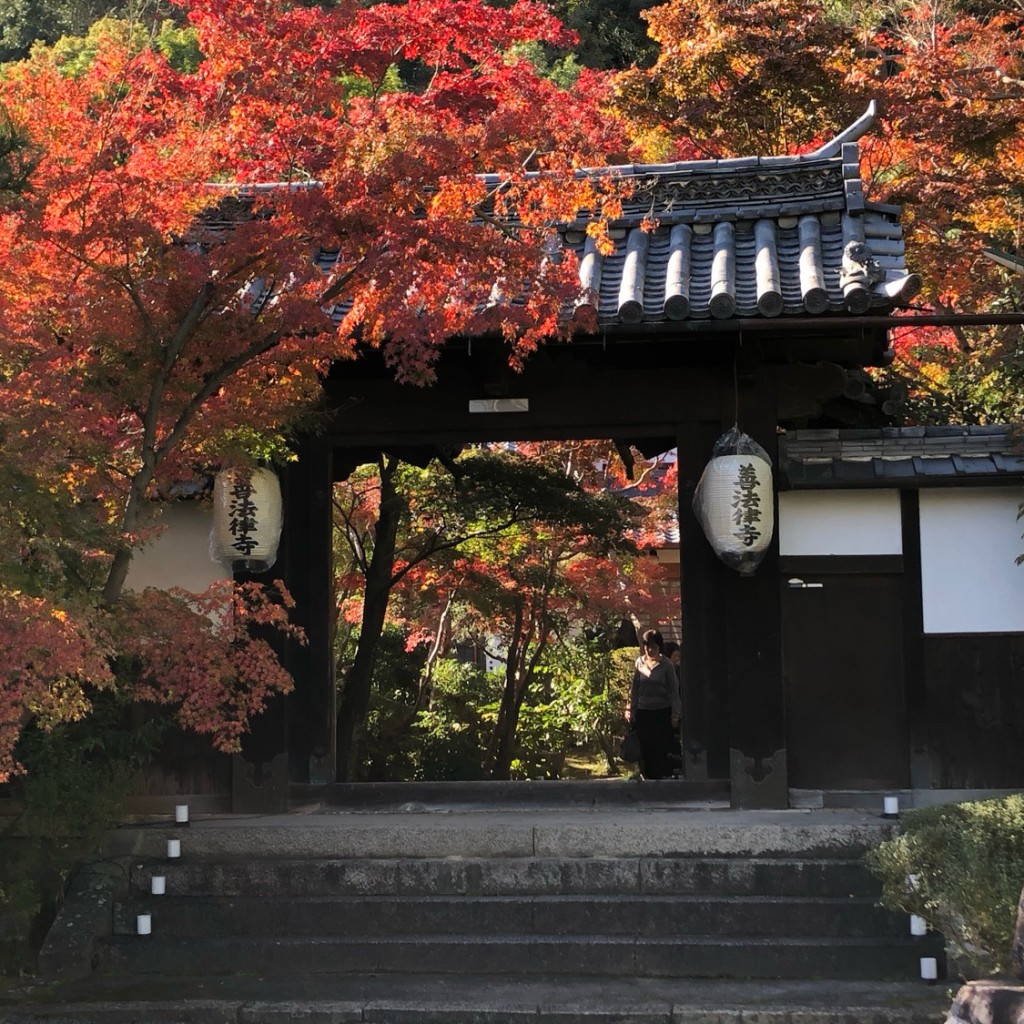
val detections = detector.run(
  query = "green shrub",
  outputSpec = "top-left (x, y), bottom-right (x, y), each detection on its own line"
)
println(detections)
top-left (512, 643), bottom-right (634, 778)
top-left (357, 628), bottom-right (428, 782)
top-left (356, 638), bottom-right (638, 782)
top-left (0, 692), bottom-right (163, 975)
top-left (866, 795), bottom-right (1024, 978)
top-left (414, 658), bottom-right (493, 781)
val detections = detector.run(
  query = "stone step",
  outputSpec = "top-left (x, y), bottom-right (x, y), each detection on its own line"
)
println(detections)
top-left (95, 933), bottom-right (946, 981)
top-left (311, 778), bottom-right (731, 809)
top-left (113, 893), bottom-right (906, 939)
top-left (127, 809), bottom-right (897, 860)
top-left (128, 855), bottom-right (881, 899)
top-left (0, 974), bottom-right (954, 1024)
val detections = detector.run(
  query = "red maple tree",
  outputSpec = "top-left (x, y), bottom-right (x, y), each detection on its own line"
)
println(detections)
top-left (0, 0), bottom-right (630, 778)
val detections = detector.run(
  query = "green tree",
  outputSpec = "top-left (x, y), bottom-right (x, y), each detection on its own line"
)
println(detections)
top-left (0, 0), bottom-right (168, 62)
top-left (18, 13), bottom-right (202, 74)
top-left (413, 657), bottom-right (494, 780)
top-left (454, 482), bottom-right (641, 779)
top-left (547, 0), bottom-right (657, 70)
top-left (333, 446), bottom-right (650, 781)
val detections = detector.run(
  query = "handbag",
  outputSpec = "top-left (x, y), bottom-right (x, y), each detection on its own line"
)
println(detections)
top-left (619, 728), bottom-right (641, 764)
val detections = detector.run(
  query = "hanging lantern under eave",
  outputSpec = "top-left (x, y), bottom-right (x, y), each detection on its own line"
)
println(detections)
top-left (212, 467), bottom-right (283, 573)
top-left (693, 453), bottom-right (774, 577)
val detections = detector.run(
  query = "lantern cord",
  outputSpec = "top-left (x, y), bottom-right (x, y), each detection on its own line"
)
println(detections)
top-left (732, 335), bottom-right (741, 431)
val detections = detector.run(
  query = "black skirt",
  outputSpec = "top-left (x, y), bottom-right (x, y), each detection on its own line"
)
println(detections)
top-left (634, 707), bottom-right (675, 780)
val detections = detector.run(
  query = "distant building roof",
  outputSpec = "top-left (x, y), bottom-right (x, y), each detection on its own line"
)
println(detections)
top-left (780, 425), bottom-right (1024, 488)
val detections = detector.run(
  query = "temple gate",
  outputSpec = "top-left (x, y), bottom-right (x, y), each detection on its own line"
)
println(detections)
top-left (235, 106), bottom-right (933, 810)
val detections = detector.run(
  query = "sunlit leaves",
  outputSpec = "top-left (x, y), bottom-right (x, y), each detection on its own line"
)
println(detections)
top-left (611, 0), bottom-right (866, 159)
top-left (0, 588), bottom-right (113, 780)
top-left (609, 0), bottom-right (1024, 425)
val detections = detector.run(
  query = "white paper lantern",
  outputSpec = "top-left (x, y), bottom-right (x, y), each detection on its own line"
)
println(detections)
top-left (212, 468), bottom-right (283, 573)
top-left (693, 453), bottom-right (774, 576)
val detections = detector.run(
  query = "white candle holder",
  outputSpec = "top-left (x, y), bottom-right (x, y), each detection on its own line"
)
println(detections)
top-left (166, 838), bottom-right (181, 859)
top-left (174, 804), bottom-right (190, 825)
top-left (920, 956), bottom-right (938, 982)
top-left (136, 913), bottom-right (152, 936)
top-left (910, 914), bottom-right (927, 936)
top-left (150, 875), bottom-right (166, 895)
top-left (883, 795), bottom-right (900, 818)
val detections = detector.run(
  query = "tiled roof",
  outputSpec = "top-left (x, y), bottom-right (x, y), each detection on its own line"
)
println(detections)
top-left (557, 105), bottom-right (919, 327)
top-left (309, 103), bottom-right (920, 331)
top-left (780, 426), bottom-right (1024, 487)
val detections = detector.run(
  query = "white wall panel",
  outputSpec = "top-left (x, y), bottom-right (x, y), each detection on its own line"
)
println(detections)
top-left (778, 490), bottom-right (903, 556)
top-left (126, 502), bottom-right (227, 594)
top-left (920, 488), bottom-right (1024, 634)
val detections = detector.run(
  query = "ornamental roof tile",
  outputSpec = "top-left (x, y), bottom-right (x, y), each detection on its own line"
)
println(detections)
top-left (560, 106), bottom-right (920, 326)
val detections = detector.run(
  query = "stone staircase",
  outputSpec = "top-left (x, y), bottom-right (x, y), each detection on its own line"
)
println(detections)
top-left (12, 789), bottom-right (951, 1023)
top-left (104, 849), bottom-right (939, 981)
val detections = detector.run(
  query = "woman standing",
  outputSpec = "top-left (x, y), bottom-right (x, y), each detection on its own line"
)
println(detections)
top-left (627, 629), bottom-right (681, 780)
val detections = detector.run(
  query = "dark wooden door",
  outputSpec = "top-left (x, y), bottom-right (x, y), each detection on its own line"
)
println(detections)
top-left (782, 573), bottom-right (909, 789)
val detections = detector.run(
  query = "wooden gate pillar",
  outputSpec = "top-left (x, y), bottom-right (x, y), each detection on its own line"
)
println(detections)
top-left (678, 422), bottom-right (729, 782)
top-left (232, 439), bottom-right (335, 811)
top-left (281, 438), bottom-right (336, 785)
top-left (722, 373), bottom-right (787, 809)
top-left (680, 386), bottom-right (787, 807)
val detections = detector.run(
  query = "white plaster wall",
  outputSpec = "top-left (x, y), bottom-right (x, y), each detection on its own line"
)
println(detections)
top-left (920, 487), bottom-right (1024, 634)
top-left (125, 502), bottom-right (228, 594)
top-left (778, 490), bottom-right (903, 556)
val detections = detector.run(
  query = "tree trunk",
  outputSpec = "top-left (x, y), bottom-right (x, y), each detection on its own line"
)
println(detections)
top-left (488, 617), bottom-right (553, 780)
top-left (101, 472), bottom-right (155, 607)
top-left (335, 457), bottom-right (402, 781)
top-left (485, 567), bottom-right (556, 779)
top-left (483, 604), bottom-right (525, 779)
top-left (488, 661), bottom-right (525, 780)
top-left (418, 585), bottom-right (459, 714)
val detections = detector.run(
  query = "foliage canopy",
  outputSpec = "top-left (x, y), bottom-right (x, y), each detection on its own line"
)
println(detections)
top-left (0, 0), bottom-right (630, 779)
